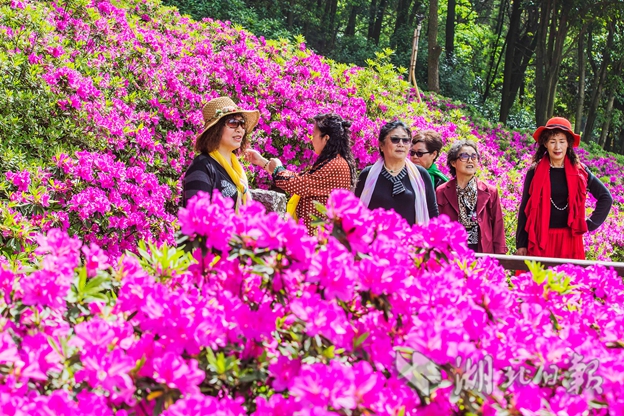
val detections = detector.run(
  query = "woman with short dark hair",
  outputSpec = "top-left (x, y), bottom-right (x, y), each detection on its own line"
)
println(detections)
top-left (410, 129), bottom-right (449, 189)
top-left (515, 117), bottom-right (612, 259)
top-left (182, 96), bottom-right (259, 210)
top-left (354, 121), bottom-right (438, 226)
top-left (436, 140), bottom-right (507, 254)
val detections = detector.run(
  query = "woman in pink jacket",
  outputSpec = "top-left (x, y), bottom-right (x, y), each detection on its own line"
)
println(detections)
top-left (436, 140), bottom-right (507, 254)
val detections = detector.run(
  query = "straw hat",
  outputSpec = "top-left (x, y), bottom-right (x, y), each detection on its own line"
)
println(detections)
top-left (532, 117), bottom-right (581, 148)
top-left (196, 96), bottom-right (259, 137)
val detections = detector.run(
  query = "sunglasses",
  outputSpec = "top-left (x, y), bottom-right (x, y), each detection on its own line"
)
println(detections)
top-left (458, 153), bottom-right (478, 162)
top-left (409, 150), bottom-right (431, 158)
top-left (225, 118), bottom-right (246, 129)
top-left (389, 136), bottom-right (411, 145)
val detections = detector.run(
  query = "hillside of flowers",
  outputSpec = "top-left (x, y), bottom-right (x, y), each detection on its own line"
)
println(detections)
top-left (1, 0), bottom-right (623, 262)
top-left (1, 0), bottom-right (624, 414)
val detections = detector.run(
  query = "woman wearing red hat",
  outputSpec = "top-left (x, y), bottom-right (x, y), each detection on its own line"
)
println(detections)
top-left (515, 117), bottom-right (612, 259)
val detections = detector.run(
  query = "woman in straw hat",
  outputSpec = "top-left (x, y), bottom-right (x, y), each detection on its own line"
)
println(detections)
top-left (515, 117), bottom-right (612, 259)
top-left (245, 113), bottom-right (356, 235)
top-left (182, 96), bottom-right (259, 210)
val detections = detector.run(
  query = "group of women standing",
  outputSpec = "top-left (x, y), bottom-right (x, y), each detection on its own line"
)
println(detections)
top-left (183, 96), bottom-right (612, 260)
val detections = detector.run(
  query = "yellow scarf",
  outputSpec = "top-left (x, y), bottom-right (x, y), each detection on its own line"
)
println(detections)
top-left (209, 150), bottom-right (250, 209)
top-left (287, 195), bottom-right (299, 220)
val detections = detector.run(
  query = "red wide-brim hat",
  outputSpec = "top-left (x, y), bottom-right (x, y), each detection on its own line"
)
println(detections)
top-left (532, 117), bottom-right (581, 148)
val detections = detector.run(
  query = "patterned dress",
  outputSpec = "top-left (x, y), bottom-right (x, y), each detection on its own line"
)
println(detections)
top-left (274, 156), bottom-right (352, 235)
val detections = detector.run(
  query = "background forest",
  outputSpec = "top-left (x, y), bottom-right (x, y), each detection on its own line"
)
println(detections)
top-left (163, 0), bottom-right (624, 154)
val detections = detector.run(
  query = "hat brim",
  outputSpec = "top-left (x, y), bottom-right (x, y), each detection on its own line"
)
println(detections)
top-left (532, 125), bottom-right (581, 148)
top-left (195, 109), bottom-right (260, 140)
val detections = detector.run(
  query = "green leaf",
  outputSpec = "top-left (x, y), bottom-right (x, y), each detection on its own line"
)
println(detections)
top-left (322, 345), bottom-right (335, 359)
top-left (353, 332), bottom-right (370, 349)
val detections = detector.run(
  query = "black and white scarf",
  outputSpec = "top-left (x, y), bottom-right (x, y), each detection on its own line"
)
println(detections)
top-left (381, 166), bottom-right (407, 196)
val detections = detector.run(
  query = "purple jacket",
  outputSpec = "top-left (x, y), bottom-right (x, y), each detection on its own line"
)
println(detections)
top-left (436, 178), bottom-right (508, 254)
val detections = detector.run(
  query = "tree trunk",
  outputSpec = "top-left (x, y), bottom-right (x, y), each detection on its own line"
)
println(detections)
top-left (327, 0), bottom-right (339, 49)
top-left (574, 31), bottom-right (586, 134)
top-left (391, 0), bottom-right (413, 47)
top-left (445, 0), bottom-right (456, 60)
top-left (499, 0), bottom-right (538, 124)
top-left (534, 0), bottom-right (570, 126)
top-left (427, 0), bottom-right (441, 92)
top-left (368, 0), bottom-right (378, 39)
top-left (617, 127), bottom-right (624, 154)
top-left (394, 0), bottom-right (409, 34)
top-left (482, 0), bottom-right (508, 103)
top-left (583, 21), bottom-right (614, 142)
top-left (345, 5), bottom-right (357, 36)
top-left (599, 93), bottom-right (616, 148)
top-left (372, 0), bottom-right (388, 44)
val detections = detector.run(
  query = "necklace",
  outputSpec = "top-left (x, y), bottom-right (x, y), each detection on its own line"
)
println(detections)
top-left (384, 163), bottom-right (404, 174)
top-left (550, 198), bottom-right (568, 211)
top-left (549, 162), bottom-right (564, 168)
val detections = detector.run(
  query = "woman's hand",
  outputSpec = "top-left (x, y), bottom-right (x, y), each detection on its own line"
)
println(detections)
top-left (266, 158), bottom-right (282, 174)
top-left (245, 149), bottom-right (267, 167)
top-left (515, 248), bottom-right (527, 256)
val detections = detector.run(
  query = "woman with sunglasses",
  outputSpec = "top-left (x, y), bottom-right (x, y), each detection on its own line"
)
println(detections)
top-left (354, 120), bottom-right (438, 226)
top-left (515, 117), bottom-right (612, 259)
top-left (410, 129), bottom-right (449, 189)
top-left (182, 96), bottom-right (259, 210)
top-left (436, 140), bottom-right (507, 254)
top-left (246, 113), bottom-right (356, 235)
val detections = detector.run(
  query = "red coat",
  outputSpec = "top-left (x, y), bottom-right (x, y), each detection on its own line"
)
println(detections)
top-left (436, 178), bottom-right (508, 254)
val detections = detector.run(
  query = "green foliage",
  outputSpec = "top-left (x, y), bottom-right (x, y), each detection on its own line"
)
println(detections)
top-left (0, 3), bottom-right (88, 172)
top-left (526, 260), bottom-right (576, 296)
top-left (132, 240), bottom-right (195, 282)
top-left (67, 268), bottom-right (115, 304)
top-left (162, 0), bottom-right (294, 40)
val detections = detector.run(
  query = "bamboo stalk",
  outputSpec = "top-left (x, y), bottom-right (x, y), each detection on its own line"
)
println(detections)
top-left (409, 17), bottom-right (424, 103)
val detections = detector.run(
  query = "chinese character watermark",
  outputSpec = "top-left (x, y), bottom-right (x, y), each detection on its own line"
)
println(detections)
top-left (395, 348), bottom-right (604, 397)
top-left (453, 354), bottom-right (493, 398)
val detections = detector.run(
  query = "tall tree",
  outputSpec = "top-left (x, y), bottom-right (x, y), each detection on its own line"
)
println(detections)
top-left (368, 0), bottom-right (378, 39)
top-left (583, 20), bottom-right (615, 142)
top-left (371, 0), bottom-right (389, 44)
top-left (499, 0), bottom-right (539, 124)
top-left (445, 0), bottom-right (456, 60)
top-left (599, 93), bottom-right (617, 147)
top-left (427, 0), bottom-right (441, 92)
top-left (574, 31), bottom-right (587, 134)
top-left (393, 0), bottom-right (412, 38)
top-left (482, 0), bottom-right (508, 103)
top-left (534, 0), bottom-right (571, 126)
top-left (345, 3), bottom-right (358, 36)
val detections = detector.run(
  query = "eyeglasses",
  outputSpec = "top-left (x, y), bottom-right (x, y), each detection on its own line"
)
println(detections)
top-left (409, 150), bottom-right (431, 158)
top-left (389, 136), bottom-right (411, 145)
top-left (458, 153), bottom-right (478, 162)
top-left (225, 118), bottom-right (246, 129)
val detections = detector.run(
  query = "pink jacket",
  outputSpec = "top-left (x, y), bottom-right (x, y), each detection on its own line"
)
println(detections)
top-left (436, 178), bottom-right (507, 254)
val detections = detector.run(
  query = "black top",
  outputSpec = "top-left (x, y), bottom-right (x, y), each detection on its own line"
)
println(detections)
top-left (182, 153), bottom-right (238, 207)
top-left (354, 164), bottom-right (439, 225)
top-left (433, 175), bottom-right (447, 190)
top-left (516, 165), bottom-right (613, 249)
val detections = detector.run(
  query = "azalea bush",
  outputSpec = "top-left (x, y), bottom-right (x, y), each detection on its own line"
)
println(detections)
top-left (1, 0), bottom-right (623, 261)
top-left (1, 190), bottom-right (623, 415)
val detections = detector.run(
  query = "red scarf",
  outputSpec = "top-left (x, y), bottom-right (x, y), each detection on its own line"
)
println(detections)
top-left (524, 156), bottom-right (588, 256)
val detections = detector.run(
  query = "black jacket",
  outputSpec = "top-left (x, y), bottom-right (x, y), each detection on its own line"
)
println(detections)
top-left (182, 153), bottom-right (238, 207)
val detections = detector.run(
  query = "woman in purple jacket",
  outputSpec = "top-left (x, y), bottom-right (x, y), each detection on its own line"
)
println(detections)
top-left (436, 140), bottom-right (507, 254)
